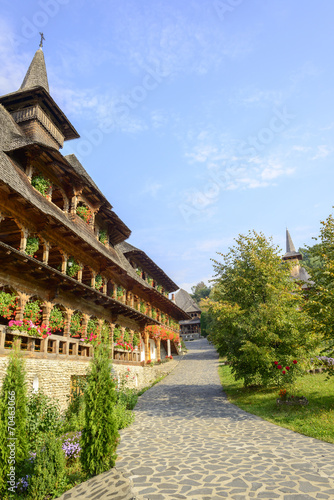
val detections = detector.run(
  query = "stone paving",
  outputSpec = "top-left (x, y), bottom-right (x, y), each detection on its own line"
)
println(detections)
top-left (58, 338), bottom-right (334, 500)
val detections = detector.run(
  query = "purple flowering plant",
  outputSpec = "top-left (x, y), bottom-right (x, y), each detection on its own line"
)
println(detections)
top-left (61, 431), bottom-right (82, 460)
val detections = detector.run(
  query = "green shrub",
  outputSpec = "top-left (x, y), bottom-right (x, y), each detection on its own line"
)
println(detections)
top-left (0, 341), bottom-right (28, 497)
top-left (80, 342), bottom-right (119, 476)
top-left (113, 400), bottom-right (135, 430)
top-left (26, 392), bottom-right (62, 452)
top-left (27, 432), bottom-right (67, 500)
top-left (63, 378), bottom-right (87, 433)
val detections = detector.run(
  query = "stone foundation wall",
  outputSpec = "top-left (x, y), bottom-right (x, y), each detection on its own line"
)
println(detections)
top-left (112, 358), bottom-right (179, 392)
top-left (0, 355), bottom-right (182, 413)
top-left (0, 357), bottom-right (90, 412)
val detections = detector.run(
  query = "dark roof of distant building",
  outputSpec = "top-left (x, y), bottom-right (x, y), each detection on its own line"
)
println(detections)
top-left (174, 289), bottom-right (201, 313)
top-left (179, 317), bottom-right (201, 325)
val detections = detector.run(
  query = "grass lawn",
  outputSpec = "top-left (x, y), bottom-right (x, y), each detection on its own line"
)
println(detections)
top-left (219, 363), bottom-right (334, 444)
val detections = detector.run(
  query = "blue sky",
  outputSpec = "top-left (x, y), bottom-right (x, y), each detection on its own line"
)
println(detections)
top-left (1, 1), bottom-right (334, 292)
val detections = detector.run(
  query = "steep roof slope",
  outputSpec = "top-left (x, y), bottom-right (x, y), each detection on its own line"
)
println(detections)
top-left (174, 289), bottom-right (201, 313)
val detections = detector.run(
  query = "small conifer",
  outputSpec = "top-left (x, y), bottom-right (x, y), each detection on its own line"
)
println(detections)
top-left (0, 340), bottom-right (28, 496)
top-left (80, 340), bottom-right (119, 476)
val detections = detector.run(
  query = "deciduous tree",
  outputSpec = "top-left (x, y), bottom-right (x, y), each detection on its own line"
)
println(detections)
top-left (208, 231), bottom-right (318, 386)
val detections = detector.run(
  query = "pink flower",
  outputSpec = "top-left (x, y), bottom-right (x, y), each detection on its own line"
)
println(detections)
top-left (282, 370), bottom-right (286, 374)
top-left (277, 365), bottom-right (282, 369)
top-left (274, 361), bottom-right (278, 365)
top-left (292, 360), bottom-right (297, 364)
top-left (286, 366), bottom-right (290, 371)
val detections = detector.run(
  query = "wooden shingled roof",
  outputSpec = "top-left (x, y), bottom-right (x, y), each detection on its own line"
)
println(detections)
top-left (117, 241), bottom-right (179, 292)
top-left (0, 49), bottom-right (79, 142)
top-left (174, 289), bottom-right (201, 313)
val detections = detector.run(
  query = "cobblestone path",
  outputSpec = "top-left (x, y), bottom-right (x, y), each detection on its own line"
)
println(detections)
top-left (116, 338), bottom-right (334, 499)
top-left (58, 338), bottom-right (334, 499)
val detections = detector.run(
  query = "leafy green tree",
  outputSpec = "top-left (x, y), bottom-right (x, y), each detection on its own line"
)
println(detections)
top-left (208, 231), bottom-right (318, 387)
top-left (298, 244), bottom-right (324, 272)
top-left (0, 341), bottom-right (28, 497)
top-left (304, 213), bottom-right (334, 352)
top-left (191, 281), bottom-right (211, 304)
top-left (80, 341), bottom-right (119, 476)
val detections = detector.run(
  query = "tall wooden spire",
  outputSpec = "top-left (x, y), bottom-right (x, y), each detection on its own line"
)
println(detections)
top-left (19, 47), bottom-right (49, 93)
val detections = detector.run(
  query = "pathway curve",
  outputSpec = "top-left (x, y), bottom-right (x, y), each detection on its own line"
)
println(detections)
top-left (58, 338), bottom-right (334, 500)
top-left (116, 338), bottom-right (334, 499)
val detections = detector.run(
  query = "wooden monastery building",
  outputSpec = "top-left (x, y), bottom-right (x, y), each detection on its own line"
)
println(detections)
top-left (174, 289), bottom-right (201, 340)
top-left (0, 46), bottom-right (189, 409)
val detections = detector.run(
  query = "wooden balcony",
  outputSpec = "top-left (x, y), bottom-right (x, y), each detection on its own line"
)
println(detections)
top-left (0, 326), bottom-right (93, 360)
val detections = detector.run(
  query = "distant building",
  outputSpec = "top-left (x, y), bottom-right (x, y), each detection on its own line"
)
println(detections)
top-left (283, 230), bottom-right (313, 289)
top-left (174, 289), bottom-right (201, 340)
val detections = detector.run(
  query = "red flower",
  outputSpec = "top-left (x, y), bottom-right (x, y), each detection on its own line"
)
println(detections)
top-left (292, 360), bottom-right (297, 364)
top-left (277, 365), bottom-right (282, 369)
top-left (286, 366), bottom-right (290, 370)
top-left (274, 361), bottom-right (278, 365)
top-left (282, 370), bottom-right (286, 374)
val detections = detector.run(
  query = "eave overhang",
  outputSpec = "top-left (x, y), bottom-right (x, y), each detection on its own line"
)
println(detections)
top-left (0, 87), bottom-right (79, 142)
top-left (0, 241), bottom-right (159, 325)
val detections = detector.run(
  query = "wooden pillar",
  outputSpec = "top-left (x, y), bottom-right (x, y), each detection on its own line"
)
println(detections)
top-left (42, 302), bottom-right (52, 328)
top-left (145, 330), bottom-right (150, 363)
top-left (0, 327), bottom-right (5, 349)
top-left (70, 195), bottom-right (78, 214)
top-left (61, 252), bottom-right (68, 274)
top-left (42, 242), bottom-right (50, 265)
top-left (15, 293), bottom-right (28, 321)
top-left (110, 323), bottom-right (115, 359)
top-left (77, 264), bottom-right (83, 283)
top-left (19, 227), bottom-right (29, 252)
top-left (167, 339), bottom-right (171, 357)
top-left (64, 309), bottom-right (73, 338)
top-left (91, 271), bottom-right (96, 289)
top-left (157, 338), bottom-right (161, 361)
top-left (103, 278), bottom-right (107, 295)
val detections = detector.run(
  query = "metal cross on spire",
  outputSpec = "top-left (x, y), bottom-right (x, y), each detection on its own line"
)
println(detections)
top-left (39, 32), bottom-right (45, 49)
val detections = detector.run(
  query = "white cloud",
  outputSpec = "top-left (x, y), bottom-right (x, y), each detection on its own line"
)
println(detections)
top-left (292, 145), bottom-right (311, 153)
top-left (311, 145), bottom-right (332, 161)
top-left (0, 19), bottom-right (30, 94)
top-left (142, 181), bottom-right (163, 198)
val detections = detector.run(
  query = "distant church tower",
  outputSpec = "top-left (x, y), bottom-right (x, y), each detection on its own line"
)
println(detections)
top-left (282, 229), bottom-right (313, 289)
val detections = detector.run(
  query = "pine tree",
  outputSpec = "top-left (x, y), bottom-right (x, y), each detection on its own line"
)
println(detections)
top-left (80, 341), bottom-right (119, 476)
top-left (0, 340), bottom-right (28, 497)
